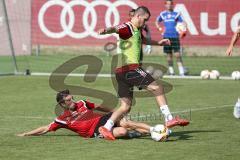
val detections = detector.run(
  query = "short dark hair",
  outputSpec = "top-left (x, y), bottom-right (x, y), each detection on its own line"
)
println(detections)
top-left (134, 6), bottom-right (151, 17)
top-left (129, 8), bottom-right (136, 13)
top-left (129, 8), bottom-right (135, 16)
top-left (56, 89), bottom-right (70, 104)
top-left (165, 0), bottom-right (173, 4)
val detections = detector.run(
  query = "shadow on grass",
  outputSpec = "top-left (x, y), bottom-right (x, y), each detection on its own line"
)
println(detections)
top-left (169, 129), bottom-right (221, 141)
top-left (43, 134), bottom-right (79, 137)
top-left (121, 129), bottom-right (221, 142)
top-left (39, 130), bottom-right (221, 142)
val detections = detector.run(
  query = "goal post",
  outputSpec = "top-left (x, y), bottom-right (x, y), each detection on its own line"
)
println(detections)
top-left (0, 0), bottom-right (31, 75)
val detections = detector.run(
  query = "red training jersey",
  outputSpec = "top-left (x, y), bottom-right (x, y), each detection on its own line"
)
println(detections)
top-left (48, 100), bottom-right (102, 138)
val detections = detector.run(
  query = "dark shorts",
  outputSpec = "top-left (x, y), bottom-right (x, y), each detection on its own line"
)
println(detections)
top-left (115, 67), bottom-right (155, 98)
top-left (163, 37), bottom-right (181, 54)
top-left (92, 112), bottom-right (114, 138)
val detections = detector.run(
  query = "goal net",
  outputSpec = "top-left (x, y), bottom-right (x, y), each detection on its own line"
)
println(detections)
top-left (0, 0), bottom-right (31, 75)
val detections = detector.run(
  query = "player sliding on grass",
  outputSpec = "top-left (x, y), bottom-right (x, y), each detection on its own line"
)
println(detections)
top-left (17, 90), bottom-right (165, 140)
top-left (98, 6), bottom-right (189, 140)
top-left (226, 26), bottom-right (240, 56)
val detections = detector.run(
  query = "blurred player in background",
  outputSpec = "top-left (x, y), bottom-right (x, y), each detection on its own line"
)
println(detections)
top-left (155, 0), bottom-right (186, 76)
top-left (98, 6), bottom-right (189, 140)
top-left (17, 90), bottom-right (165, 140)
top-left (226, 26), bottom-right (240, 56)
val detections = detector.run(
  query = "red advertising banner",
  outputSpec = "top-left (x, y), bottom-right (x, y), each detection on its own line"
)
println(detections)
top-left (31, 0), bottom-right (240, 46)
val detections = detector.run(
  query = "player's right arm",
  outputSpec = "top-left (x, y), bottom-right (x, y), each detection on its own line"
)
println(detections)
top-left (17, 125), bottom-right (50, 136)
top-left (98, 27), bottom-right (118, 35)
top-left (98, 23), bottom-right (134, 40)
top-left (226, 27), bottom-right (240, 56)
top-left (17, 120), bottom-right (63, 137)
top-left (142, 36), bottom-right (171, 46)
top-left (155, 14), bottom-right (163, 32)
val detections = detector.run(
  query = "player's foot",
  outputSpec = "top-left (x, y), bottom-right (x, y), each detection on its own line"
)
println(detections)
top-left (166, 116), bottom-right (189, 128)
top-left (98, 126), bottom-right (115, 140)
top-left (175, 116), bottom-right (189, 126)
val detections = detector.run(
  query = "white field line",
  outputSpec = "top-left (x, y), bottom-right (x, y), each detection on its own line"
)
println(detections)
top-left (15, 72), bottom-right (234, 80)
top-left (128, 104), bottom-right (233, 120)
top-left (0, 104), bottom-right (233, 121)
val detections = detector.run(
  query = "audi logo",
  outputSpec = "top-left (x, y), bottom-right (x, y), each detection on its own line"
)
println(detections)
top-left (38, 0), bottom-right (138, 39)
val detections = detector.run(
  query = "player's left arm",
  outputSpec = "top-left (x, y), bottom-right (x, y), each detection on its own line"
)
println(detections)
top-left (155, 14), bottom-right (163, 31)
top-left (142, 36), bottom-right (171, 46)
top-left (17, 125), bottom-right (49, 137)
top-left (143, 25), bottom-right (152, 54)
top-left (144, 25), bottom-right (152, 45)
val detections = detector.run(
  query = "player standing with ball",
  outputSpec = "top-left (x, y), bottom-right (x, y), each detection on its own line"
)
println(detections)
top-left (155, 0), bottom-right (186, 76)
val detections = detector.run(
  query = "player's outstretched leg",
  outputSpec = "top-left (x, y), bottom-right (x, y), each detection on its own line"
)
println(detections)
top-left (146, 81), bottom-right (189, 128)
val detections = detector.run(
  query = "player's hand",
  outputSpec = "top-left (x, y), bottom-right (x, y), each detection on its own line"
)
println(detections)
top-left (157, 27), bottom-right (163, 32)
top-left (16, 133), bottom-right (27, 137)
top-left (157, 27), bottom-right (164, 35)
top-left (158, 39), bottom-right (171, 46)
top-left (226, 47), bottom-right (233, 56)
top-left (144, 45), bottom-right (152, 54)
top-left (98, 28), bottom-right (106, 35)
top-left (179, 31), bottom-right (187, 39)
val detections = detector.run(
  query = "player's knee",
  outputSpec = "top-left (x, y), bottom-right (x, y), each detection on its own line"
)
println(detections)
top-left (148, 84), bottom-right (164, 96)
top-left (176, 56), bottom-right (182, 63)
top-left (148, 84), bottom-right (160, 92)
top-left (118, 128), bottom-right (127, 136)
top-left (119, 105), bottom-right (131, 113)
top-left (167, 60), bottom-right (173, 66)
top-left (120, 99), bottom-right (132, 113)
top-left (120, 120), bottom-right (131, 128)
top-left (167, 56), bottom-right (173, 61)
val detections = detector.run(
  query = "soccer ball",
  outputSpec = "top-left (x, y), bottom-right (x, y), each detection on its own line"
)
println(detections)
top-left (176, 23), bottom-right (187, 32)
top-left (200, 70), bottom-right (210, 79)
top-left (151, 124), bottom-right (169, 142)
top-left (209, 70), bottom-right (220, 80)
top-left (152, 69), bottom-right (164, 80)
top-left (146, 66), bottom-right (154, 75)
top-left (176, 23), bottom-right (187, 38)
top-left (231, 71), bottom-right (240, 80)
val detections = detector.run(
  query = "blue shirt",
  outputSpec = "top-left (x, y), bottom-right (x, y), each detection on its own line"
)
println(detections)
top-left (156, 10), bottom-right (183, 38)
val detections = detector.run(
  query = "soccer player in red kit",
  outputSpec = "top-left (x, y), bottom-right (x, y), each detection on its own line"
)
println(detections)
top-left (17, 90), bottom-right (164, 140)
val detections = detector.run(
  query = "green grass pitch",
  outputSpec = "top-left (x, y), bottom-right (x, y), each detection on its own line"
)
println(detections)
top-left (1, 54), bottom-right (239, 75)
top-left (0, 74), bottom-right (240, 160)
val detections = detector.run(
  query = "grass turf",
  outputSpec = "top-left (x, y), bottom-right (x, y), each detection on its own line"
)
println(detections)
top-left (0, 75), bottom-right (240, 160)
top-left (0, 54), bottom-right (239, 75)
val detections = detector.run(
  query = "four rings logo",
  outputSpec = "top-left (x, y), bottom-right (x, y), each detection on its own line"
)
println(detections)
top-left (38, 0), bottom-right (138, 39)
